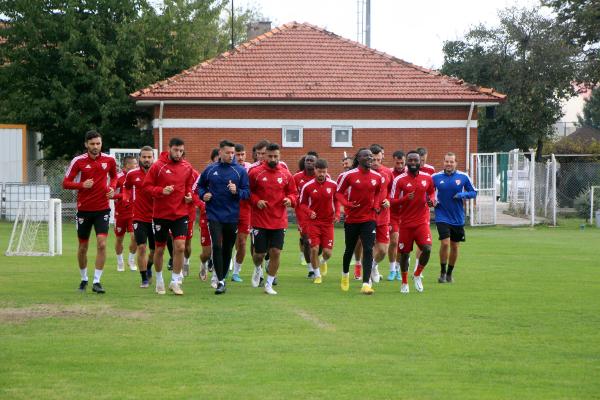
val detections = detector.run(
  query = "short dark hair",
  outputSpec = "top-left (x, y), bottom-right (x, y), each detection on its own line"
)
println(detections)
top-left (392, 150), bottom-right (405, 159)
top-left (266, 143), bottom-right (280, 152)
top-left (235, 143), bottom-right (245, 152)
top-left (140, 145), bottom-right (154, 155)
top-left (352, 147), bottom-right (369, 169)
top-left (342, 156), bottom-right (352, 162)
top-left (220, 140), bottom-right (235, 148)
top-left (306, 150), bottom-right (319, 158)
top-left (416, 147), bottom-right (428, 156)
top-left (210, 148), bottom-right (219, 160)
top-left (369, 144), bottom-right (383, 155)
top-left (123, 155), bottom-right (136, 166)
top-left (371, 143), bottom-right (384, 149)
top-left (254, 139), bottom-right (270, 151)
top-left (315, 158), bottom-right (328, 169)
top-left (169, 137), bottom-right (184, 147)
top-left (85, 130), bottom-right (101, 142)
top-left (406, 150), bottom-right (420, 158)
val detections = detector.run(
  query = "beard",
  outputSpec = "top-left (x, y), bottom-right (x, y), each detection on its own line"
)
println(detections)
top-left (267, 161), bottom-right (278, 168)
top-left (407, 164), bottom-right (420, 173)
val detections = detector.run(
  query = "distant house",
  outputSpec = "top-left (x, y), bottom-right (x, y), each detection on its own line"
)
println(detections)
top-left (131, 22), bottom-right (504, 175)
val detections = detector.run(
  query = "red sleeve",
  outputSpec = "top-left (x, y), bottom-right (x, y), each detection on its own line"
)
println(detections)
top-left (248, 170), bottom-right (261, 206)
top-left (108, 159), bottom-right (118, 190)
top-left (142, 165), bottom-right (165, 199)
top-left (62, 159), bottom-right (83, 190)
top-left (185, 167), bottom-right (194, 195)
top-left (427, 177), bottom-right (436, 200)
top-left (285, 173), bottom-right (298, 207)
top-left (298, 183), bottom-right (312, 215)
top-left (335, 192), bottom-right (351, 208)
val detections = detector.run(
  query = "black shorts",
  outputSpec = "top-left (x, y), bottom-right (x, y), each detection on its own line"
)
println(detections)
top-left (76, 209), bottom-right (110, 241)
top-left (133, 220), bottom-right (155, 250)
top-left (153, 216), bottom-right (189, 246)
top-left (252, 228), bottom-right (286, 253)
top-left (436, 222), bottom-right (465, 242)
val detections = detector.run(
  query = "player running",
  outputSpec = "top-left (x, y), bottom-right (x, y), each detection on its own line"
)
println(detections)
top-left (231, 143), bottom-right (252, 282)
top-left (336, 148), bottom-right (384, 295)
top-left (142, 137), bottom-right (195, 296)
top-left (113, 155), bottom-right (138, 272)
top-left (63, 130), bottom-right (117, 294)
top-left (387, 150), bottom-right (405, 281)
top-left (390, 151), bottom-right (436, 294)
top-left (293, 153), bottom-right (317, 278)
top-left (432, 152), bottom-right (477, 283)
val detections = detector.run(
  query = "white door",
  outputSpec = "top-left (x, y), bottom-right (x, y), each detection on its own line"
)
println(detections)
top-left (470, 153), bottom-right (497, 226)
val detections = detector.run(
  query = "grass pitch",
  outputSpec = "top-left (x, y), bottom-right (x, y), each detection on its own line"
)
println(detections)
top-left (0, 220), bottom-right (599, 399)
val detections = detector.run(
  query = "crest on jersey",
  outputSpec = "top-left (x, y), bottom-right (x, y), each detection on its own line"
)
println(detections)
top-left (421, 180), bottom-right (426, 187)
top-left (326, 188), bottom-right (331, 194)
top-left (277, 177), bottom-right (283, 184)
top-left (101, 162), bottom-right (107, 169)
top-left (455, 179), bottom-right (461, 185)
top-left (371, 179), bottom-right (377, 186)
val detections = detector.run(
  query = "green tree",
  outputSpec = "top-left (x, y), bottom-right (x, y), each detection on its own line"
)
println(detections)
top-left (578, 88), bottom-right (600, 129)
top-left (441, 7), bottom-right (578, 160)
top-left (545, 0), bottom-right (600, 84)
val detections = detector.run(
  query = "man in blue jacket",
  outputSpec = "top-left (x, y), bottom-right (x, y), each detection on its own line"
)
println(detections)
top-left (197, 140), bottom-right (250, 294)
top-left (432, 152), bottom-right (477, 284)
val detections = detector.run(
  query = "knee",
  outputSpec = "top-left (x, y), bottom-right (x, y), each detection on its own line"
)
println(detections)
top-left (270, 249), bottom-right (281, 258)
top-left (174, 241), bottom-right (185, 253)
top-left (421, 245), bottom-right (432, 255)
top-left (137, 244), bottom-right (147, 254)
top-left (323, 249), bottom-right (332, 259)
top-left (97, 240), bottom-right (107, 252)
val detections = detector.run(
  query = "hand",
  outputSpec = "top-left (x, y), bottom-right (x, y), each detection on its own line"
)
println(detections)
top-left (184, 192), bottom-right (192, 203)
top-left (310, 211), bottom-right (317, 219)
top-left (163, 185), bottom-right (174, 195)
top-left (227, 180), bottom-right (237, 194)
top-left (427, 198), bottom-right (437, 207)
top-left (283, 197), bottom-right (292, 207)
top-left (203, 192), bottom-right (212, 202)
top-left (334, 215), bottom-right (340, 223)
top-left (381, 199), bottom-right (390, 209)
top-left (106, 188), bottom-right (114, 199)
top-left (350, 201), bottom-right (360, 208)
top-left (257, 200), bottom-right (268, 209)
top-left (82, 179), bottom-right (94, 189)
top-left (407, 192), bottom-right (415, 200)
top-left (453, 193), bottom-right (463, 200)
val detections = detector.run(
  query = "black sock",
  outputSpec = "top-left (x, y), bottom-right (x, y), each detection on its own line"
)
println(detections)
top-left (140, 270), bottom-right (147, 281)
top-left (147, 260), bottom-right (153, 270)
top-left (447, 265), bottom-right (454, 275)
top-left (441, 263), bottom-right (447, 275)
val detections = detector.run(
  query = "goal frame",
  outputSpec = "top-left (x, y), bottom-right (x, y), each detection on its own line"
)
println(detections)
top-left (5, 199), bottom-right (62, 256)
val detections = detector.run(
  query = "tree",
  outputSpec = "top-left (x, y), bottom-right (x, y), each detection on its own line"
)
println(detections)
top-left (545, 0), bottom-right (600, 84)
top-left (578, 88), bottom-right (600, 129)
top-left (441, 7), bottom-right (579, 160)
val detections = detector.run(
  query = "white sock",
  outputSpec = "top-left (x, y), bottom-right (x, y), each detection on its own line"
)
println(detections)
top-left (93, 269), bottom-right (103, 284)
top-left (233, 261), bottom-right (242, 274)
top-left (266, 275), bottom-right (275, 286)
top-left (342, 272), bottom-right (349, 278)
top-left (314, 268), bottom-right (321, 277)
top-left (389, 261), bottom-right (397, 273)
top-left (156, 271), bottom-right (164, 283)
top-left (79, 267), bottom-right (88, 281)
top-left (171, 271), bottom-right (181, 283)
top-left (201, 260), bottom-right (207, 269)
top-left (128, 253), bottom-right (136, 263)
top-left (184, 257), bottom-right (189, 266)
top-left (116, 254), bottom-right (124, 264)
top-left (265, 259), bottom-right (270, 269)
top-left (307, 262), bottom-right (313, 272)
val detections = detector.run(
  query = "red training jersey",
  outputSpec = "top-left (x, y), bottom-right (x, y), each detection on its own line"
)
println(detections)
top-left (421, 163), bottom-right (435, 176)
top-left (63, 152), bottom-right (117, 212)
top-left (372, 166), bottom-right (393, 226)
top-left (249, 162), bottom-right (297, 229)
top-left (390, 167), bottom-right (406, 223)
top-left (299, 178), bottom-right (340, 224)
top-left (113, 171), bottom-right (133, 219)
top-left (238, 162), bottom-right (252, 222)
top-left (142, 151), bottom-right (195, 220)
top-left (390, 171), bottom-right (435, 228)
top-left (335, 167), bottom-right (383, 224)
top-left (293, 170), bottom-right (316, 225)
top-left (125, 167), bottom-right (153, 223)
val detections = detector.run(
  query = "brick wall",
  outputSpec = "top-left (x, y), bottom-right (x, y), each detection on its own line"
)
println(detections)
top-left (151, 104), bottom-right (478, 177)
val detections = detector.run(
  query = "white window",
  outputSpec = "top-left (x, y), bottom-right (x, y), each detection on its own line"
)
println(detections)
top-left (282, 126), bottom-right (303, 148)
top-left (331, 126), bottom-right (352, 147)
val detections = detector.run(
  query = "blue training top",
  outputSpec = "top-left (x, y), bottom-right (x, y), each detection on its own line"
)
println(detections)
top-left (432, 170), bottom-right (477, 226)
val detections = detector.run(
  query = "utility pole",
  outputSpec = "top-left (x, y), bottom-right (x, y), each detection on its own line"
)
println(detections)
top-left (365, 0), bottom-right (371, 47)
top-left (230, 0), bottom-right (235, 50)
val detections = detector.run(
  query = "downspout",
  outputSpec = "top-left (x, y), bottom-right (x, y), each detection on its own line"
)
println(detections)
top-left (158, 101), bottom-right (164, 153)
top-left (466, 101), bottom-right (475, 173)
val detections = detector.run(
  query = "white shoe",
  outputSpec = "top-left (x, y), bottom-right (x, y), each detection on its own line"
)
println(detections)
top-left (128, 261), bottom-right (137, 271)
top-left (117, 263), bottom-right (125, 272)
top-left (169, 281), bottom-right (183, 295)
top-left (371, 264), bottom-right (381, 283)
top-left (413, 275), bottom-right (423, 292)
top-left (155, 281), bottom-right (166, 295)
top-left (251, 266), bottom-right (262, 288)
top-left (401, 283), bottom-right (409, 294)
top-left (264, 284), bottom-right (278, 295)
top-left (210, 273), bottom-right (218, 289)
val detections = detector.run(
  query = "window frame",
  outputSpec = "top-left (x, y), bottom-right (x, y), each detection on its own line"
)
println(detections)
top-left (281, 125), bottom-right (303, 148)
top-left (331, 125), bottom-right (353, 147)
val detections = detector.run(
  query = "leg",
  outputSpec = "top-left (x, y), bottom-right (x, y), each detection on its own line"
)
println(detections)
top-left (359, 221), bottom-right (376, 285)
top-left (171, 238), bottom-right (186, 275)
top-left (95, 235), bottom-right (108, 270)
top-left (115, 234), bottom-right (125, 268)
top-left (209, 221), bottom-right (226, 281)
top-left (342, 223), bottom-right (361, 275)
top-left (235, 232), bottom-right (248, 264)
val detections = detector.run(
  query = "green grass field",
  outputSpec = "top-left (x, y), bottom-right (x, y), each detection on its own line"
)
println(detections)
top-left (0, 220), bottom-right (599, 399)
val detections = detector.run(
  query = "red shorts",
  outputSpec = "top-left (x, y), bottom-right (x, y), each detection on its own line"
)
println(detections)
top-left (376, 224), bottom-right (390, 244)
top-left (114, 217), bottom-right (133, 237)
top-left (199, 217), bottom-right (211, 246)
top-left (237, 210), bottom-right (251, 235)
top-left (307, 222), bottom-right (334, 249)
top-left (390, 214), bottom-right (401, 234)
top-left (398, 224), bottom-right (432, 253)
top-left (186, 211), bottom-right (196, 239)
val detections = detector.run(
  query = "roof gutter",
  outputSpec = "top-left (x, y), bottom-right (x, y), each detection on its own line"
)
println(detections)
top-left (136, 99), bottom-right (501, 107)
top-left (466, 101), bottom-right (475, 173)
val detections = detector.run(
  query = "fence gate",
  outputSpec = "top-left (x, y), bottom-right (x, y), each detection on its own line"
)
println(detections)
top-left (470, 153), bottom-right (497, 226)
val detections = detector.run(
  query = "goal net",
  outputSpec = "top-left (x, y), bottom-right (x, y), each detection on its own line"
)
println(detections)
top-left (5, 199), bottom-right (63, 256)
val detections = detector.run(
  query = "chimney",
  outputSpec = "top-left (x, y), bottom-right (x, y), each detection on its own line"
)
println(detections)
top-left (247, 21), bottom-right (272, 40)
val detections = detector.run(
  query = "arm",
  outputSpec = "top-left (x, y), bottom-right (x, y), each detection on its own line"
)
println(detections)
top-left (335, 191), bottom-right (352, 208)
top-left (284, 174), bottom-right (298, 207)
top-left (62, 159), bottom-right (83, 190)
top-left (456, 176), bottom-right (477, 200)
top-left (197, 168), bottom-right (209, 199)
top-left (237, 169), bottom-right (250, 200)
top-left (108, 160), bottom-right (118, 190)
top-left (142, 165), bottom-right (165, 199)
top-left (248, 171), bottom-right (261, 206)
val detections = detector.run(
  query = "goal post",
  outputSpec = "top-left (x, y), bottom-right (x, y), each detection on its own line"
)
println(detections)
top-left (5, 199), bottom-right (62, 256)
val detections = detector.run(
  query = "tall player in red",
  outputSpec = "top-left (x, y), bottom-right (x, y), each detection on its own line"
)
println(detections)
top-left (369, 145), bottom-right (393, 283)
top-left (113, 155), bottom-right (138, 272)
top-left (63, 130), bottom-right (117, 294)
top-left (232, 143), bottom-right (252, 282)
top-left (336, 148), bottom-right (385, 295)
top-left (413, 147), bottom-right (436, 274)
top-left (387, 150), bottom-right (406, 281)
top-left (293, 153), bottom-right (317, 277)
top-left (390, 151), bottom-right (436, 294)
top-left (125, 146), bottom-right (155, 288)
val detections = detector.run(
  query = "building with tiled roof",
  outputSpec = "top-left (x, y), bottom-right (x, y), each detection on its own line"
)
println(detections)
top-left (132, 22), bottom-right (505, 174)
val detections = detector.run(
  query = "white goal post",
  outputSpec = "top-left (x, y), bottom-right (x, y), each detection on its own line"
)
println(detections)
top-left (5, 199), bottom-right (63, 256)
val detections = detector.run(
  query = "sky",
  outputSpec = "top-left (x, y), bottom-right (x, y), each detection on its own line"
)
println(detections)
top-left (236, 0), bottom-right (548, 70)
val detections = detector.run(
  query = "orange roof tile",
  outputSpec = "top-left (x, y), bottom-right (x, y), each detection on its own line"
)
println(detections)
top-left (131, 22), bottom-right (505, 103)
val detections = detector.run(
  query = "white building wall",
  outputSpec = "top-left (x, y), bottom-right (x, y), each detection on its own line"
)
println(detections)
top-left (0, 126), bottom-right (25, 182)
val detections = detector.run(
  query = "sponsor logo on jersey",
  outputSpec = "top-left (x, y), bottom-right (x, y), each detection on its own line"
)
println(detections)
top-left (440, 180), bottom-right (445, 184)
top-left (399, 243), bottom-right (404, 250)
top-left (135, 177), bottom-right (140, 181)
top-left (165, 169), bottom-right (172, 174)
top-left (355, 179), bottom-right (360, 184)
top-left (262, 177), bottom-right (267, 181)
top-left (407, 183), bottom-right (412, 187)
top-left (213, 171), bottom-right (218, 175)
top-left (85, 164), bottom-right (91, 169)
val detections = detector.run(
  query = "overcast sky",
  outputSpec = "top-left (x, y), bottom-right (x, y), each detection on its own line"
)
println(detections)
top-left (236, 0), bottom-right (548, 70)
